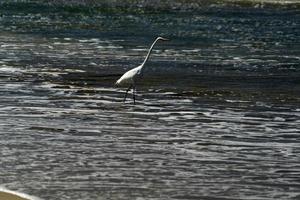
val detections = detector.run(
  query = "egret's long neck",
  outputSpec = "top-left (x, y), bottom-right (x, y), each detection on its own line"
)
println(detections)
top-left (141, 38), bottom-right (160, 69)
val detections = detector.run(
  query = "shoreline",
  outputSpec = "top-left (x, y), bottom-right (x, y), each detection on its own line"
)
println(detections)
top-left (0, 188), bottom-right (40, 200)
top-left (0, 191), bottom-right (29, 200)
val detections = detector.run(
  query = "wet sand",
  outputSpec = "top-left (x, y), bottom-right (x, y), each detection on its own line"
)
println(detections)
top-left (0, 191), bottom-right (29, 200)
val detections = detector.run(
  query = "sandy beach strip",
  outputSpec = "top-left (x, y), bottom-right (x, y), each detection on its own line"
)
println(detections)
top-left (0, 191), bottom-right (29, 200)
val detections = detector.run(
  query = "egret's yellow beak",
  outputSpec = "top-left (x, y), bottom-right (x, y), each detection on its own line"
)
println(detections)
top-left (160, 37), bottom-right (170, 41)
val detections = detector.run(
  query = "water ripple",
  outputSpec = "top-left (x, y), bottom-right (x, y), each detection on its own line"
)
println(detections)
top-left (0, 7), bottom-right (300, 200)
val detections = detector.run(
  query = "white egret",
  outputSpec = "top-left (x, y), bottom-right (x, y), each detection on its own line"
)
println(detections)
top-left (115, 36), bottom-right (169, 104)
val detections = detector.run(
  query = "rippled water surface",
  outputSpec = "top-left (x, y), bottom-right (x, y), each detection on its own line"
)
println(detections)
top-left (0, 4), bottom-right (300, 200)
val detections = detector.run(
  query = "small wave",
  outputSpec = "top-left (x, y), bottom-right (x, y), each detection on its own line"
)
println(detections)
top-left (225, 99), bottom-right (250, 103)
top-left (0, 66), bottom-right (24, 74)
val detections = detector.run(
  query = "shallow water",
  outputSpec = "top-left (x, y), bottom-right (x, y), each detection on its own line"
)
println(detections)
top-left (0, 4), bottom-right (300, 200)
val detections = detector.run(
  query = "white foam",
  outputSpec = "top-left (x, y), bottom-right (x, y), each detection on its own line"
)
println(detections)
top-left (274, 116), bottom-right (286, 122)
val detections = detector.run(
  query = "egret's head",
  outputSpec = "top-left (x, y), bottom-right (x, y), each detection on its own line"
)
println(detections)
top-left (157, 37), bottom-right (170, 41)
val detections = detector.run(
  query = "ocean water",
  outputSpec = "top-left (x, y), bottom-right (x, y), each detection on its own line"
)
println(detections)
top-left (0, 3), bottom-right (300, 200)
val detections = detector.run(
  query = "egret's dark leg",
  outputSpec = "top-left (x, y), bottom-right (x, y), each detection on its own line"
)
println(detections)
top-left (123, 85), bottom-right (132, 102)
top-left (132, 85), bottom-right (136, 104)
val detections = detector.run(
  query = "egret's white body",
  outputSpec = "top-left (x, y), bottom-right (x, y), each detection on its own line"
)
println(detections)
top-left (115, 65), bottom-right (142, 85)
top-left (116, 37), bottom-right (169, 104)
